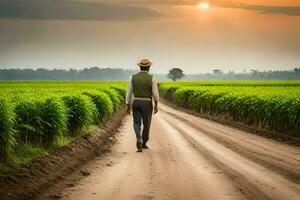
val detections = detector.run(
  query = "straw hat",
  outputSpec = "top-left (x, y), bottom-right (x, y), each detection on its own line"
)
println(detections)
top-left (137, 59), bottom-right (153, 67)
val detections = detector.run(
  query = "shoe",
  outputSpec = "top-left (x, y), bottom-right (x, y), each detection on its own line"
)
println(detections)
top-left (136, 139), bottom-right (143, 152)
top-left (142, 143), bottom-right (149, 149)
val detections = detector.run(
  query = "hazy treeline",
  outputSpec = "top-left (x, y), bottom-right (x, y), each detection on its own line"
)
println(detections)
top-left (0, 67), bottom-right (136, 80)
top-left (0, 67), bottom-right (168, 81)
top-left (185, 68), bottom-right (300, 80)
top-left (0, 67), bottom-right (299, 80)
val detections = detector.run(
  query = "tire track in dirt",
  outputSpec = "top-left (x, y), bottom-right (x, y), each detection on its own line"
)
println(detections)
top-left (160, 106), bottom-right (300, 184)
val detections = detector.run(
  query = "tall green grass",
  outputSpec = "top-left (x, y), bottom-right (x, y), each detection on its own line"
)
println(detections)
top-left (15, 96), bottom-right (68, 147)
top-left (83, 91), bottom-right (114, 122)
top-left (0, 97), bottom-right (15, 163)
top-left (62, 95), bottom-right (98, 136)
top-left (100, 88), bottom-right (122, 112)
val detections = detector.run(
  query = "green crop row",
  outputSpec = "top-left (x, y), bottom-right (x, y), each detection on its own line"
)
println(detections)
top-left (159, 82), bottom-right (300, 137)
top-left (0, 82), bottom-right (126, 164)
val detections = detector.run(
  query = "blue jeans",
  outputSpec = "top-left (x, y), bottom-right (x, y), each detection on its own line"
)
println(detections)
top-left (132, 100), bottom-right (153, 144)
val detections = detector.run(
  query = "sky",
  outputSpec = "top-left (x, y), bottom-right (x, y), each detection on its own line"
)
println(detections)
top-left (0, 0), bottom-right (299, 74)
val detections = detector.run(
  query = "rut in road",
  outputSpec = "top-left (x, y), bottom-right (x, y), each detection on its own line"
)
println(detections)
top-left (37, 103), bottom-right (300, 200)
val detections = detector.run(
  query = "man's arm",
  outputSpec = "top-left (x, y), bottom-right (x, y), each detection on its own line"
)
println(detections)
top-left (152, 77), bottom-right (159, 114)
top-left (125, 76), bottom-right (133, 114)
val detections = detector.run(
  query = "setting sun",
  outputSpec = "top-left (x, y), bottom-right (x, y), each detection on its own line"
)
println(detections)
top-left (197, 2), bottom-right (210, 10)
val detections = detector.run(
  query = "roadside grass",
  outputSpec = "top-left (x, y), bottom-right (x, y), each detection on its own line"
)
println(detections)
top-left (0, 163), bottom-right (11, 172)
top-left (0, 144), bottom-right (48, 173)
top-left (0, 124), bottom-right (99, 173)
top-left (14, 144), bottom-right (48, 166)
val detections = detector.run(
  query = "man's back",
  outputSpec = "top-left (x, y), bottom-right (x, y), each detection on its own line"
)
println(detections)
top-left (132, 72), bottom-right (153, 99)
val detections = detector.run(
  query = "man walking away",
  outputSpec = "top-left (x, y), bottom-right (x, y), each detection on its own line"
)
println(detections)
top-left (125, 59), bottom-right (159, 152)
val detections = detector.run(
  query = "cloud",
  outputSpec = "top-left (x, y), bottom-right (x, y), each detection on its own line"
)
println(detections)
top-left (115, 0), bottom-right (300, 16)
top-left (0, 0), bottom-right (162, 21)
top-left (232, 4), bottom-right (300, 16)
top-left (210, 1), bottom-right (300, 16)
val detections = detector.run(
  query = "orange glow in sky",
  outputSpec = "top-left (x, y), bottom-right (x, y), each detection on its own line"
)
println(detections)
top-left (197, 2), bottom-right (210, 10)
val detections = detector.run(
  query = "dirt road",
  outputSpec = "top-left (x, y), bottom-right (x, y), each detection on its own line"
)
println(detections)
top-left (37, 103), bottom-right (300, 200)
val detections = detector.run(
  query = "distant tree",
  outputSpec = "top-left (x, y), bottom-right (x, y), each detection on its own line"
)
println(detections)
top-left (167, 68), bottom-right (185, 81)
top-left (250, 69), bottom-right (258, 73)
top-left (213, 69), bottom-right (222, 75)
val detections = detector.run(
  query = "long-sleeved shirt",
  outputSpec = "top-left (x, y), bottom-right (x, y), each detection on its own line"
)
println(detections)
top-left (125, 71), bottom-right (159, 104)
